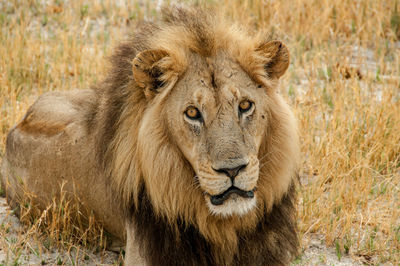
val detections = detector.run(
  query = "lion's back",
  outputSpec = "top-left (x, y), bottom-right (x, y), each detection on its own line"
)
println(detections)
top-left (1, 90), bottom-right (95, 205)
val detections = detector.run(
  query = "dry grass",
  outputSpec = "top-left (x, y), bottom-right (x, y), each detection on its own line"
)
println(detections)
top-left (0, 186), bottom-right (118, 265)
top-left (0, 0), bottom-right (399, 264)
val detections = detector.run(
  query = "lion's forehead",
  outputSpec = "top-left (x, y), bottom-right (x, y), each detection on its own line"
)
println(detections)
top-left (178, 53), bottom-right (259, 107)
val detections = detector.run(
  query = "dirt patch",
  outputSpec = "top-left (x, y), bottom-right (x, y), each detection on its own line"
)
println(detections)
top-left (296, 234), bottom-right (364, 265)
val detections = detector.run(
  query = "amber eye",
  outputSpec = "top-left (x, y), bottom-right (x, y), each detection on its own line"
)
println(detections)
top-left (239, 100), bottom-right (253, 113)
top-left (185, 106), bottom-right (202, 120)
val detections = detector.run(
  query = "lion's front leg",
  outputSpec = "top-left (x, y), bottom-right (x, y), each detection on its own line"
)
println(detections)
top-left (125, 222), bottom-right (146, 266)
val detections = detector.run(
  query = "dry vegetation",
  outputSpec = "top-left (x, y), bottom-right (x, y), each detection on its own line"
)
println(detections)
top-left (0, 0), bottom-right (399, 265)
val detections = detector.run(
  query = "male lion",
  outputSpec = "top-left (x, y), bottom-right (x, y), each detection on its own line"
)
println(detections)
top-left (1, 6), bottom-right (300, 265)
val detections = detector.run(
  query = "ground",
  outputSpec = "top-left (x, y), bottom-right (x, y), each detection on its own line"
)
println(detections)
top-left (1, 196), bottom-right (363, 265)
top-left (0, 197), bottom-right (122, 265)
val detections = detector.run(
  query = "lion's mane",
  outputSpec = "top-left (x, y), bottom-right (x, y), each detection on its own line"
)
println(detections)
top-left (92, 6), bottom-right (299, 265)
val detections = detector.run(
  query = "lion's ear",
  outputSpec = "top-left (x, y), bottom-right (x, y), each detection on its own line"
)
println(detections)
top-left (132, 49), bottom-right (179, 99)
top-left (256, 40), bottom-right (289, 79)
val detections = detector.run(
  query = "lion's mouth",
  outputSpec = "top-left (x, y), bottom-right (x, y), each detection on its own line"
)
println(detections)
top-left (210, 186), bottom-right (255, 206)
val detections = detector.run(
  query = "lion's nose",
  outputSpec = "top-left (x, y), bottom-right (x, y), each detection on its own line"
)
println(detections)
top-left (213, 163), bottom-right (247, 181)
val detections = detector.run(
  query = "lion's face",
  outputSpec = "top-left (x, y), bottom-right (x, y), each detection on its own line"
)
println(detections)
top-left (132, 38), bottom-right (293, 220)
top-left (164, 53), bottom-right (268, 216)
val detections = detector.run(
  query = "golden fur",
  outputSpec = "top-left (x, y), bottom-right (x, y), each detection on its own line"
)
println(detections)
top-left (1, 6), bottom-right (300, 265)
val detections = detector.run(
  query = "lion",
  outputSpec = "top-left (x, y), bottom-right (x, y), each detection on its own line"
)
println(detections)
top-left (0, 6), bottom-right (300, 265)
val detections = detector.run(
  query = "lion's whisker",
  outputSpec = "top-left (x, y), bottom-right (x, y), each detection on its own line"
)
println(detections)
top-left (258, 150), bottom-right (276, 163)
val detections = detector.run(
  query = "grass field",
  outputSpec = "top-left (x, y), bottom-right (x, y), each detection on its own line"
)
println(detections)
top-left (0, 0), bottom-right (399, 265)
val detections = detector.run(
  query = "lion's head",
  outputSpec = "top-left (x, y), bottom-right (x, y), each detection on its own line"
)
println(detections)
top-left (100, 6), bottom-right (299, 257)
top-left (138, 49), bottom-right (292, 218)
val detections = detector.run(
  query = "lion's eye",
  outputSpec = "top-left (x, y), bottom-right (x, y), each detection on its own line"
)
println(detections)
top-left (239, 100), bottom-right (253, 113)
top-left (185, 106), bottom-right (202, 120)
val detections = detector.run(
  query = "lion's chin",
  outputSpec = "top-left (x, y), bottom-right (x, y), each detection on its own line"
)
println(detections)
top-left (205, 194), bottom-right (257, 217)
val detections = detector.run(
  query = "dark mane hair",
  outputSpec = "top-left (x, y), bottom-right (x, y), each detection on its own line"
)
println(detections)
top-left (132, 183), bottom-right (298, 265)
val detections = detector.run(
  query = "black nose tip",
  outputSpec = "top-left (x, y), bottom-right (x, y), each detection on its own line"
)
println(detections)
top-left (213, 164), bottom-right (247, 180)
